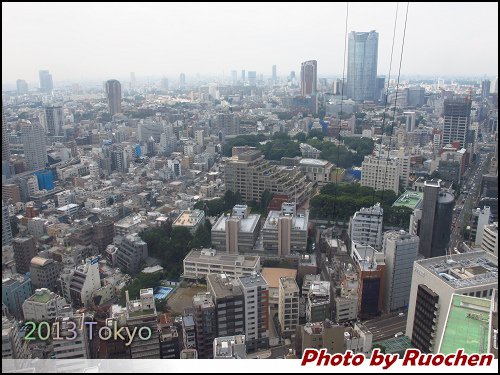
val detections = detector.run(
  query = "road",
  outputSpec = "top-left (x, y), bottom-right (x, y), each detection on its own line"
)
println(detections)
top-left (363, 313), bottom-right (408, 342)
top-left (449, 151), bottom-right (491, 253)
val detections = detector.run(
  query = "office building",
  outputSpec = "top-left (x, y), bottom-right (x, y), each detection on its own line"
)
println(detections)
top-left (22, 288), bottom-right (67, 322)
top-left (43, 106), bottom-right (64, 137)
top-left (225, 150), bottom-right (312, 206)
top-left (404, 111), bottom-right (416, 132)
top-left (60, 256), bottom-right (101, 308)
top-left (12, 236), bottom-right (37, 274)
top-left (473, 206), bottom-right (491, 246)
top-left (360, 155), bottom-right (400, 194)
top-left (2, 104), bottom-right (9, 162)
top-left (115, 233), bottom-right (148, 275)
top-left (294, 320), bottom-right (347, 357)
top-left (406, 251), bottom-right (497, 354)
top-left (237, 273), bottom-right (269, 352)
top-left (262, 203), bottom-right (309, 256)
top-left (125, 288), bottom-right (160, 359)
top-left (183, 248), bottom-right (261, 280)
top-left (30, 256), bottom-right (62, 290)
top-left (349, 203), bottom-right (384, 251)
top-left (182, 309), bottom-right (196, 349)
top-left (346, 31), bottom-right (379, 101)
top-left (93, 219), bottom-right (115, 253)
top-left (179, 73), bottom-right (186, 87)
top-left (2, 200), bottom-right (12, 246)
top-left (16, 79), bottom-right (28, 95)
top-left (39, 70), bottom-right (53, 93)
top-left (211, 205), bottom-right (261, 254)
top-left (306, 281), bottom-right (331, 323)
top-left (213, 335), bottom-right (247, 359)
top-left (481, 222), bottom-right (498, 257)
top-left (216, 112), bottom-right (240, 136)
top-left (278, 277), bottom-right (299, 335)
top-left (272, 65), bottom-right (277, 82)
top-left (482, 80), bottom-right (491, 99)
top-left (261, 268), bottom-right (297, 309)
top-left (442, 96), bottom-right (472, 149)
top-left (231, 70), bottom-right (238, 85)
top-left (299, 158), bottom-right (335, 185)
top-left (105, 79), bottom-right (122, 115)
top-left (2, 317), bottom-right (29, 359)
top-left (351, 242), bottom-right (386, 318)
top-left (247, 71), bottom-right (257, 86)
top-left (382, 230), bottom-right (419, 312)
top-left (333, 265), bottom-right (359, 323)
top-left (300, 60), bottom-right (317, 96)
top-left (2, 274), bottom-right (32, 319)
top-left (192, 293), bottom-right (217, 359)
top-left (21, 121), bottom-right (48, 171)
top-left (207, 273), bottom-right (245, 338)
top-left (412, 180), bottom-right (454, 258)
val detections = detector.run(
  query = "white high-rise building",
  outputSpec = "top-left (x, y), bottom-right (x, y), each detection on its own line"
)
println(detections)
top-left (481, 222), bottom-right (498, 257)
top-left (404, 111), bottom-right (416, 132)
top-left (382, 230), bottom-right (419, 312)
top-left (59, 256), bottom-right (101, 308)
top-left (360, 155), bottom-right (400, 194)
top-left (406, 251), bottom-right (497, 354)
top-left (474, 206), bottom-right (491, 246)
top-left (349, 203), bottom-right (383, 250)
top-left (21, 121), bottom-right (47, 171)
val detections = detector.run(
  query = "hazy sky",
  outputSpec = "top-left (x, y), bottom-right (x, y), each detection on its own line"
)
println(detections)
top-left (2, 2), bottom-right (498, 85)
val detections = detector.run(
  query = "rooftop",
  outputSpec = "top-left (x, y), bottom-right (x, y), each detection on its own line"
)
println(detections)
top-left (212, 213), bottom-right (261, 233)
top-left (263, 210), bottom-right (309, 231)
top-left (238, 273), bottom-right (268, 288)
top-left (207, 274), bottom-right (243, 298)
top-left (261, 268), bottom-right (298, 288)
top-left (27, 289), bottom-right (55, 304)
top-left (173, 209), bottom-right (205, 227)
top-left (184, 249), bottom-right (260, 268)
top-left (417, 251), bottom-right (498, 289)
top-left (439, 294), bottom-right (491, 354)
top-left (30, 256), bottom-right (53, 267)
top-left (299, 158), bottom-right (329, 167)
top-left (279, 277), bottom-right (299, 292)
top-left (392, 190), bottom-right (424, 210)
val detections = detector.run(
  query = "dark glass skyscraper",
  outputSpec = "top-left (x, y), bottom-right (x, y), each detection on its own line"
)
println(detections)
top-left (300, 60), bottom-right (317, 96)
top-left (105, 79), bottom-right (122, 116)
top-left (442, 96), bottom-right (472, 149)
top-left (346, 31), bottom-right (378, 101)
top-left (43, 106), bottom-right (64, 137)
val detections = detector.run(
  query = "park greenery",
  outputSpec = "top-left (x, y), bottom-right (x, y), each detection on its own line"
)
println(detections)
top-left (310, 183), bottom-right (413, 229)
top-left (193, 190), bottom-right (242, 217)
top-left (222, 132), bottom-right (374, 169)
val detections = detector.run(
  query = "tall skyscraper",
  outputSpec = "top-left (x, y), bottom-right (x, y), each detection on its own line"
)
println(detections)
top-left (43, 106), bottom-right (64, 137)
top-left (2, 103), bottom-right (10, 162)
top-left (481, 80), bottom-right (491, 100)
top-left (161, 77), bottom-right (169, 90)
top-left (105, 79), bottom-right (122, 116)
top-left (346, 31), bottom-right (379, 101)
top-left (130, 72), bottom-right (136, 89)
top-left (300, 60), bottom-right (317, 96)
top-left (241, 70), bottom-right (246, 82)
top-left (272, 65), bottom-right (277, 82)
top-left (2, 200), bottom-right (12, 246)
top-left (179, 73), bottom-right (186, 87)
top-left (39, 70), bottom-right (53, 93)
top-left (16, 79), bottom-right (28, 95)
top-left (412, 180), bottom-right (454, 259)
top-left (12, 236), bottom-right (37, 274)
top-left (442, 96), bottom-right (472, 149)
top-left (231, 70), bottom-right (237, 85)
top-left (21, 121), bottom-right (48, 171)
top-left (248, 71), bottom-right (257, 86)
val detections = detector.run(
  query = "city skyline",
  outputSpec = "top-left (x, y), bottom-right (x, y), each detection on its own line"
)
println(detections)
top-left (2, 2), bottom-right (498, 86)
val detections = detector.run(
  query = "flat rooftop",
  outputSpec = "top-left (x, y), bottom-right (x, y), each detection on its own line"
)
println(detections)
top-left (263, 210), bottom-right (308, 231)
top-left (212, 213), bottom-right (260, 233)
top-left (392, 190), bottom-right (424, 210)
top-left (27, 289), bottom-right (54, 304)
top-left (207, 274), bottom-right (243, 298)
top-left (299, 158), bottom-right (328, 167)
top-left (173, 209), bottom-right (204, 227)
top-left (279, 277), bottom-right (299, 291)
top-left (439, 294), bottom-right (491, 354)
top-left (238, 273), bottom-right (268, 288)
top-left (417, 251), bottom-right (498, 289)
top-left (261, 268), bottom-right (298, 288)
top-left (184, 249), bottom-right (260, 268)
